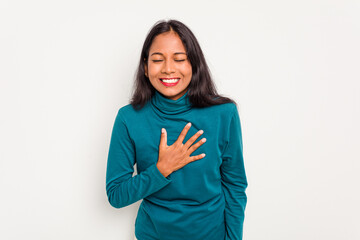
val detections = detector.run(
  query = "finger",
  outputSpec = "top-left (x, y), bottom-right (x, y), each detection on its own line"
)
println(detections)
top-left (187, 137), bottom-right (206, 154)
top-left (188, 153), bottom-right (206, 163)
top-left (159, 128), bottom-right (167, 149)
top-left (175, 122), bottom-right (192, 145)
top-left (184, 129), bottom-right (204, 149)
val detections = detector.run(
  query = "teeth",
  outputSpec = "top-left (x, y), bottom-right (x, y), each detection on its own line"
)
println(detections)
top-left (161, 78), bottom-right (180, 83)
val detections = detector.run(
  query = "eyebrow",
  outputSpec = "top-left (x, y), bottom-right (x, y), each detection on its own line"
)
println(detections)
top-left (150, 52), bottom-right (186, 56)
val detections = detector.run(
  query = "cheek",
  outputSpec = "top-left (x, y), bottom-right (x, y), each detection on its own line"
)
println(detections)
top-left (148, 63), bottom-right (162, 76)
top-left (182, 65), bottom-right (192, 79)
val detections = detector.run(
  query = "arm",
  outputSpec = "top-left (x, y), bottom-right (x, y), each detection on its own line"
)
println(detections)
top-left (106, 109), bottom-right (172, 208)
top-left (221, 105), bottom-right (248, 240)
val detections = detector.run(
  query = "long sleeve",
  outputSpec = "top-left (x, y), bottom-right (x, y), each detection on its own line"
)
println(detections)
top-left (221, 105), bottom-right (248, 240)
top-left (106, 109), bottom-right (172, 209)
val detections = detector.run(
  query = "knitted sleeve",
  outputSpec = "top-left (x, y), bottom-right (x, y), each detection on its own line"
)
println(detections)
top-left (221, 104), bottom-right (248, 240)
top-left (106, 109), bottom-right (172, 208)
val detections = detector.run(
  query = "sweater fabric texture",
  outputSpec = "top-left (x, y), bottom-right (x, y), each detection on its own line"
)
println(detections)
top-left (106, 89), bottom-right (248, 240)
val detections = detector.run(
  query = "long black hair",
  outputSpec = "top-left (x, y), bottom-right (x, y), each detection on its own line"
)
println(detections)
top-left (130, 19), bottom-right (237, 110)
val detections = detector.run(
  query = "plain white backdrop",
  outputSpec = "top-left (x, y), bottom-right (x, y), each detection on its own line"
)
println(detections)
top-left (1, 0), bottom-right (359, 239)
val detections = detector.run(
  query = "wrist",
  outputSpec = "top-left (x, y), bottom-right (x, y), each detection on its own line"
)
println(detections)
top-left (156, 162), bottom-right (171, 178)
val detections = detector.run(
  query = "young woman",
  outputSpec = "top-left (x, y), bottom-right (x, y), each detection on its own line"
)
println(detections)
top-left (106, 19), bottom-right (248, 240)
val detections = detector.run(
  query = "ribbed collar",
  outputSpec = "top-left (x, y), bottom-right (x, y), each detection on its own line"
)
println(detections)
top-left (150, 90), bottom-right (192, 115)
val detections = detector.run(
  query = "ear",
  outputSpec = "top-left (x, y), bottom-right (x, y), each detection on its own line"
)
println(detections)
top-left (144, 59), bottom-right (148, 77)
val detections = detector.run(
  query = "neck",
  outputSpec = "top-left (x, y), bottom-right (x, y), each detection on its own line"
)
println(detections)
top-left (150, 89), bottom-right (192, 115)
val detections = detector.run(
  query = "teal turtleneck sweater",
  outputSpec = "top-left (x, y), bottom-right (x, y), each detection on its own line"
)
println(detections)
top-left (106, 90), bottom-right (248, 240)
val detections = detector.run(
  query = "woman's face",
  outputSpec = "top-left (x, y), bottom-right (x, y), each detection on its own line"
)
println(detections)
top-left (145, 31), bottom-right (192, 100)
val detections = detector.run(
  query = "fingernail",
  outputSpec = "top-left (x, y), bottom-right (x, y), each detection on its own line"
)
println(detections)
top-left (187, 122), bottom-right (191, 127)
top-left (202, 153), bottom-right (206, 157)
top-left (162, 128), bottom-right (165, 133)
top-left (202, 138), bottom-right (206, 142)
top-left (199, 130), bottom-right (204, 134)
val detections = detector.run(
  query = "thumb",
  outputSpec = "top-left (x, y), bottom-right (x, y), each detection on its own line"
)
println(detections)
top-left (159, 128), bottom-right (167, 149)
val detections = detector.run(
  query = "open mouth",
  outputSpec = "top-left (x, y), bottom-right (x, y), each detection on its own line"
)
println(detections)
top-left (160, 78), bottom-right (180, 83)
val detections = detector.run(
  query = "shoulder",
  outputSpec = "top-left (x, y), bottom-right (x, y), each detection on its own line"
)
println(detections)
top-left (218, 102), bottom-right (237, 114)
top-left (116, 102), bottom-right (151, 123)
top-left (118, 103), bottom-right (137, 115)
top-left (197, 102), bottom-right (237, 119)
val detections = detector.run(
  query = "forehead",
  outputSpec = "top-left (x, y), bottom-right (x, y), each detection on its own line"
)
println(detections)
top-left (149, 32), bottom-right (186, 54)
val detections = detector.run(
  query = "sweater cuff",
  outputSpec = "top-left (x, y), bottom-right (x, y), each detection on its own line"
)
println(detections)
top-left (149, 162), bottom-right (172, 186)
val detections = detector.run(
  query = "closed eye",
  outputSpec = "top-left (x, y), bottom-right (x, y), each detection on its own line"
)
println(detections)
top-left (152, 59), bottom-right (185, 63)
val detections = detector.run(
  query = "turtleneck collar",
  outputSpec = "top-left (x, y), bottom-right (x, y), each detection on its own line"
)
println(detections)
top-left (150, 89), bottom-right (192, 115)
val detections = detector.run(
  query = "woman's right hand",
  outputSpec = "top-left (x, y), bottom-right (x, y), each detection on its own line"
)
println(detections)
top-left (156, 122), bottom-right (207, 178)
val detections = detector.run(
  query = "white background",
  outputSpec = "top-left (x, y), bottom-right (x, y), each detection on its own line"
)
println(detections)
top-left (1, 0), bottom-right (359, 239)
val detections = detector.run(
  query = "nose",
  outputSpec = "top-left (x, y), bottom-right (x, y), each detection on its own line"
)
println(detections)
top-left (161, 60), bottom-right (175, 74)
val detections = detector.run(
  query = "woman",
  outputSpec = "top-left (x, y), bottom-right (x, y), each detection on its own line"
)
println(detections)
top-left (106, 19), bottom-right (248, 240)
